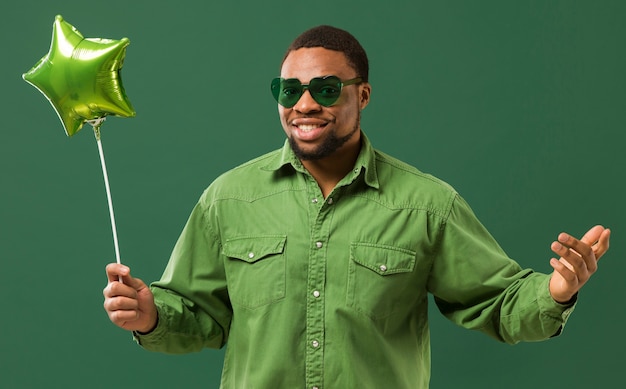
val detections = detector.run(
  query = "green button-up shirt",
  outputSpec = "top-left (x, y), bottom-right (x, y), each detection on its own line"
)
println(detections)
top-left (136, 133), bottom-right (574, 388)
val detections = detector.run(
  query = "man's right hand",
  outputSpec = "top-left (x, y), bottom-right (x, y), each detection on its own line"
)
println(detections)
top-left (103, 264), bottom-right (158, 334)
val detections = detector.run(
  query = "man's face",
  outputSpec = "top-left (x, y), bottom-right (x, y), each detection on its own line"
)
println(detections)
top-left (278, 47), bottom-right (370, 161)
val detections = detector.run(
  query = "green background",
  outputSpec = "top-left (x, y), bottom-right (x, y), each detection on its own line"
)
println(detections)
top-left (1, 1), bottom-right (624, 388)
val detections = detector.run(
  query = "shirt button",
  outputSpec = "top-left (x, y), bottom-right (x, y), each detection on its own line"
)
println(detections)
top-left (316, 241), bottom-right (323, 248)
top-left (248, 252), bottom-right (255, 259)
top-left (312, 340), bottom-right (320, 348)
top-left (312, 198), bottom-right (318, 203)
top-left (327, 197), bottom-right (334, 204)
top-left (379, 264), bottom-right (387, 272)
top-left (313, 290), bottom-right (320, 298)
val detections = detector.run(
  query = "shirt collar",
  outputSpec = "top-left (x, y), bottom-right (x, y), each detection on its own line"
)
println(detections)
top-left (261, 132), bottom-right (380, 190)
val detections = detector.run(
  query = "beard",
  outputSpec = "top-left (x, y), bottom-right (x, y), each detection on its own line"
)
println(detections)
top-left (288, 113), bottom-right (360, 161)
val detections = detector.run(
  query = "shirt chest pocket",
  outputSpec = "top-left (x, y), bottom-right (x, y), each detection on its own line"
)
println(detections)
top-left (347, 242), bottom-right (418, 319)
top-left (222, 235), bottom-right (287, 309)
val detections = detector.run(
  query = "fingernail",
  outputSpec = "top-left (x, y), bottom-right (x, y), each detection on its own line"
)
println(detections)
top-left (552, 242), bottom-right (563, 250)
top-left (558, 233), bottom-right (569, 243)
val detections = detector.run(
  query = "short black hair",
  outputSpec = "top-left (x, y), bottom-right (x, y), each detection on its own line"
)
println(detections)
top-left (281, 25), bottom-right (369, 82)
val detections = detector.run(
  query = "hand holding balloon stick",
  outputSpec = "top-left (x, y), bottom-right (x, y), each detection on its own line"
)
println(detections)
top-left (23, 15), bottom-right (135, 278)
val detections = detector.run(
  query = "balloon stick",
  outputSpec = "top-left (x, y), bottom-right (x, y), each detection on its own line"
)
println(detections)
top-left (89, 118), bottom-right (123, 282)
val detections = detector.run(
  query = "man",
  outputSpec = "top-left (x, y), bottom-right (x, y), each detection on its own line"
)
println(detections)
top-left (104, 26), bottom-right (611, 388)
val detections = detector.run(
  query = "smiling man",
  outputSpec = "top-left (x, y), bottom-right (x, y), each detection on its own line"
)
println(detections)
top-left (103, 26), bottom-right (611, 388)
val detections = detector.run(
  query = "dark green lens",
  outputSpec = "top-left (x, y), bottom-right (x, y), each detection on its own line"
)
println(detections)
top-left (309, 76), bottom-right (342, 106)
top-left (271, 78), bottom-right (303, 108)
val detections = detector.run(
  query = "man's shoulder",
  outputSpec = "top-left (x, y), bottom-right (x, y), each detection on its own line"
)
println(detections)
top-left (229, 149), bottom-right (282, 173)
top-left (369, 149), bottom-right (458, 217)
top-left (200, 148), bottom-right (289, 201)
top-left (215, 148), bottom-right (281, 178)
top-left (374, 149), bottom-right (455, 193)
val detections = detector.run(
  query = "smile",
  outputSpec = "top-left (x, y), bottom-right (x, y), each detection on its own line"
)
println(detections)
top-left (297, 124), bottom-right (326, 132)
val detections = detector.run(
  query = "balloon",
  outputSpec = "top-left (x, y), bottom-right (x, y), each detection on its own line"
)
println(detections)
top-left (23, 15), bottom-right (135, 137)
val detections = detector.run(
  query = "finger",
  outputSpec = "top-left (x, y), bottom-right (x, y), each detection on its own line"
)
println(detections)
top-left (557, 233), bottom-right (594, 259)
top-left (103, 294), bottom-right (139, 312)
top-left (550, 258), bottom-right (577, 283)
top-left (105, 263), bottom-right (130, 283)
top-left (108, 308), bottom-right (141, 326)
top-left (103, 275), bottom-right (150, 302)
top-left (551, 240), bottom-right (594, 275)
top-left (556, 233), bottom-right (596, 271)
top-left (103, 279), bottom-right (138, 298)
top-left (559, 226), bottom-right (610, 267)
top-left (560, 257), bottom-right (574, 272)
top-left (592, 228), bottom-right (611, 261)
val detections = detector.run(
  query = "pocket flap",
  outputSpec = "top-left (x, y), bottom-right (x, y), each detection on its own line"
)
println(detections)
top-left (223, 235), bottom-right (287, 263)
top-left (350, 243), bottom-right (416, 275)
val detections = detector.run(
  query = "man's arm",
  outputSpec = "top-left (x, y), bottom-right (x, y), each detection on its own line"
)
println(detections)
top-left (428, 194), bottom-right (612, 344)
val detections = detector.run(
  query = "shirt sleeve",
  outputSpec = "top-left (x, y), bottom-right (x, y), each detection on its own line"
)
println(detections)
top-left (427, 194), bottom-right (575, 344)
top-left (134, 193), bottom-right (232, 353)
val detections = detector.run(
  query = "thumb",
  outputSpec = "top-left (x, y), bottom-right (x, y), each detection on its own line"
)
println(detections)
top-left (579, 225), bottom-right (605, 245)
top-left (120, 272), bottom-right (149, 292)
top-left (106, 263), bottom-right (147, 291)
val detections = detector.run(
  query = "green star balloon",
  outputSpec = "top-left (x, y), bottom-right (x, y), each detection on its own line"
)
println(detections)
top-left (23, 15), bottom-right (135, 137)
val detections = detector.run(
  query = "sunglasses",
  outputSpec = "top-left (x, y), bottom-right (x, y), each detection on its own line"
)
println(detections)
top-left (271, 75), bottom-right (362, 108)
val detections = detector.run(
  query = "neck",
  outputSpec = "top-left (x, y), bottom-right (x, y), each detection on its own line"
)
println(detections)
top-left (302, 137), bottom-right (361, 198)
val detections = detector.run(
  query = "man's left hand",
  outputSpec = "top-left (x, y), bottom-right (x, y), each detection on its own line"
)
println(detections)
top-left (549, 225), bottom-right (611, 303)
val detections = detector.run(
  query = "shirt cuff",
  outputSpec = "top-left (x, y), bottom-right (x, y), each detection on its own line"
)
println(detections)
top-left (536, 276), bottom-right (576, 335)
top-left (132, 304), bottom-right (166, 347)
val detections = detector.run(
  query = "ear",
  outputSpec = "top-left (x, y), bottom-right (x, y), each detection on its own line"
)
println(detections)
top-left (358, 82), bottom-right (372, 110)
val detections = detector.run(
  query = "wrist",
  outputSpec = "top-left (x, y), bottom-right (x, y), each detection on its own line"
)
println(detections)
top-left (136, 312), bottom-right (158, 335)
top-left (551, 292), bottom-right (578, 305)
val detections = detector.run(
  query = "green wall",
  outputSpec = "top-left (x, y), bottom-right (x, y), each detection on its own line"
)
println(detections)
top-left (1, 1), bottom-right (623, 387)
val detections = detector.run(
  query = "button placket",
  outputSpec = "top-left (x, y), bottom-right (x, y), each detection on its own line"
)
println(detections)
top-left (305, 178), bottom-right (331, 388)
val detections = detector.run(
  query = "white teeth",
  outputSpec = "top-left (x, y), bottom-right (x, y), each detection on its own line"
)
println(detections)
top-left (298, 124), bottom-right (321, 132)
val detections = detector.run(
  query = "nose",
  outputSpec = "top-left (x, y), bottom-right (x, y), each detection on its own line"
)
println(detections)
top-left (292, 89), bottom-right (322, 113)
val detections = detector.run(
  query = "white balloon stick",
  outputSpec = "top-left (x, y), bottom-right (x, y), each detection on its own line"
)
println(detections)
top-left (90, 118), bottom-right (123, 283)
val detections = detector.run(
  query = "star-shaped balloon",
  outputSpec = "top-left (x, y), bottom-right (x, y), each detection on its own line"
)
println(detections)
top-left (23, 15), bottom-right (135, 136)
